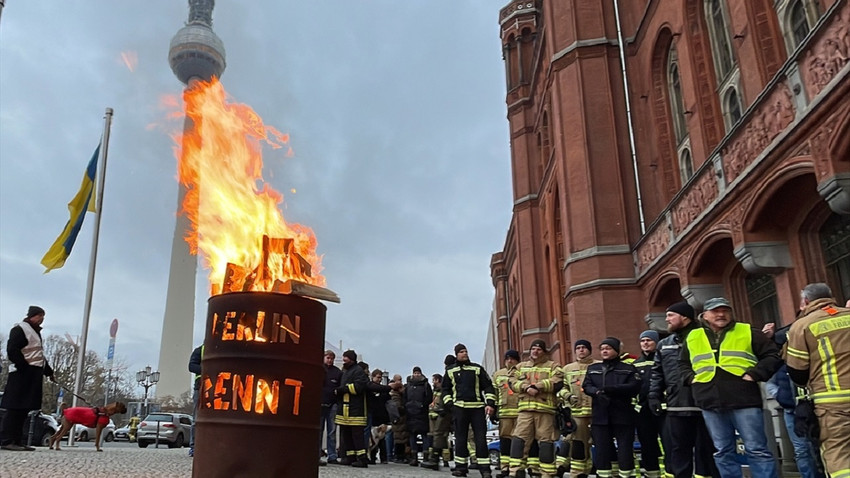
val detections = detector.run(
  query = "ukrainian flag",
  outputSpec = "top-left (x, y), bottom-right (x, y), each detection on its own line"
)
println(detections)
top-left (41, 144), bottom-right (100, 272)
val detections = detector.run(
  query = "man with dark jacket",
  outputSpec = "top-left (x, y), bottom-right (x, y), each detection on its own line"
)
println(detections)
top-left (582, 337), bottom-right (641, 478)
top-left (404, 366), bottom-right (433, 466)
top-left (763, 319), bottom-right (825, 478)
top-left (0, 306), bottom-right (55, 451)
top-left (679, 297), bottom-right (781, 478)
top-left (320, 350), bottom-right (342, 465)
top-left (634, 330), bottom-right (664, 478)
top-left (649, 301), bottom-right (718, 478)
top-left (443, 343), bottom-right (496, 478)
top-left (366, 369), bottom-right (397, 464)
top-left (335, 350), bottom-right (370, 467)
top-left (188, 344), bottom-right (203, 457)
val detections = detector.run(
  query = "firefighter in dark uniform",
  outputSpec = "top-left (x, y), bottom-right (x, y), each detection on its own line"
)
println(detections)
top-left (785, 283), bottom-right (850, 478)
top-left (582, 337), bottom-right (641, 478)
top-left (442, 343), bottom-right (497, 478)
top-left (334, 349), bottom-right (370, 468)
top-left (634, 330), bottom-right (664, 478)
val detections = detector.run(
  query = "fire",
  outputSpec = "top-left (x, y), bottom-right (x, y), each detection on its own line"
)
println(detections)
top-left (172, 78), bottom-right (324, 294)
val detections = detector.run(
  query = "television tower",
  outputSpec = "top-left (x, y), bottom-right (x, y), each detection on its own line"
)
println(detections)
top-left (156, 0), bottom-right (226, 399)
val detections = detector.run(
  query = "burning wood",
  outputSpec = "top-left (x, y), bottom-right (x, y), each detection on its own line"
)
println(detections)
top-left (217, 235), bottom-right (339, 302)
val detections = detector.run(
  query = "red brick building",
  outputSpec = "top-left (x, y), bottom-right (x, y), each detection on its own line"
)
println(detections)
top-left (490, 0), bottom-right (849, 364)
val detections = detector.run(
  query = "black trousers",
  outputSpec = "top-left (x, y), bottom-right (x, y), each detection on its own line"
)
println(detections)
top-left (339, 424), bottom-right (366, 460)
top-left (591, 423), bottom-right (635, 473)
top-left (0, 408), bottom-right (28, 446)
top-left (667, 414), bottom-right (720, 478)
top-left (452, 406), bottom-right (490, 471)
top-left (636, 407), bottom-right (664, 472)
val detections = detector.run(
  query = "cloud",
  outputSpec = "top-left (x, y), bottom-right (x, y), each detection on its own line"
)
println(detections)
top-left (0, 1), bottom-right (511, 391)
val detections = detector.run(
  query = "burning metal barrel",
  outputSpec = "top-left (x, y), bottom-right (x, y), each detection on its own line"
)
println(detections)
top-left (192, 292), bottom-right (326, 478)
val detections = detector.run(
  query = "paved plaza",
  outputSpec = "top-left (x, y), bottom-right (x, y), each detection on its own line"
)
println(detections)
top-left (0, 442), bottom-right (463, 478)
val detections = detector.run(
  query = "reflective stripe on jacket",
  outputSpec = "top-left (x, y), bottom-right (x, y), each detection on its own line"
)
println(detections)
top-left (562, 357), bottom-right (597, 417)
top-left (785, 299), bottom-right (850, 407)
top-left (10, 322), bottom-right (45, 372)
top-left (687, 322), bottom-right (756, 383)
top-left (510, 358), bottom-right (563, 414)
top-left (493, 366), bottom-right (520, 418)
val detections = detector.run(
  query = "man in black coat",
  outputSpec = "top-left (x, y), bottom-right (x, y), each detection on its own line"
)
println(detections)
top-left (648, 301), bottom-right (719, 478)
top-left (582, 337), bottom-right (641, 478)
top-left (319, 349), bottom-right (342, 465)
top-left (1, 306), bottom-right (55, 451)
top-left (404, 366), bottom-right (433, 466)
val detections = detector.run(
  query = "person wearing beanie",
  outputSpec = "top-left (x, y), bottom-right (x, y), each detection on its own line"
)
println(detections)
top-left (558, 339), bottom-right (598, 477)
top-left (680, 298), bottom-right (781, 478)
top-left (634, 330), bottom-right (664, 478)
top-left (491, 350), bottom-right (522, 477)
top-left (507, 339), bottom-right (563, 478)
top-left (333, 350), bottom-right (370, 467)
top-left (582, 337), bottom-right (641, 478)
top-left (1, 306), bottom-right (54, 451)
top-left (441, 344), bottom-right (496, 477)
top-left (404, 365), bottom-right (432, 466)
top-left (648, 301), bottom-right (718, 478)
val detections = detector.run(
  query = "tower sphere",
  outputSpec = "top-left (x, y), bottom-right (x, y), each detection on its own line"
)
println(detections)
top-left (168, 24), bottom-right (226, 85)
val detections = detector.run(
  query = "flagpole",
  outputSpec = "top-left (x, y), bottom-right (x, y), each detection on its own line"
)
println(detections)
top-left (70, 107), bottom-right (113, 422)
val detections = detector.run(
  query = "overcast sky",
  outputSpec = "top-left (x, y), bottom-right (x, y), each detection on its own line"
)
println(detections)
top-left (0, 1), bottom-right (512, 393)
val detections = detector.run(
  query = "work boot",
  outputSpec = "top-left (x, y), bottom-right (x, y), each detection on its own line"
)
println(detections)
top-left (480, 470), bottom-right (493, 478)
top-left (351, 456), bottom-right (369, 468)
top-left (452, 470), bottom-right (469, 477)
top-left (421, 451), bottom-right (441, 470)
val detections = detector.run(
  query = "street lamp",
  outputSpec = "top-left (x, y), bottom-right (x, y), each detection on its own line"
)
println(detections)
top-left (136, 366), bottom-right (160, 417)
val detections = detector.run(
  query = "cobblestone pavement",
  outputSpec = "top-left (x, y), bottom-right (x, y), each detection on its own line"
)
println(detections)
top-left (0, 444), bottom-right (479, 478)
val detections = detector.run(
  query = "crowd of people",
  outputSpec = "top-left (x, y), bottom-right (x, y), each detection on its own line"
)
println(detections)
top-left (1, 281), bottom-right (847, 478)
top-left (318, 282), bottom-right (850, 478)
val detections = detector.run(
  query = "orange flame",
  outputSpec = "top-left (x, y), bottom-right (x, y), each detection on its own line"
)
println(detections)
top-left (172, 78), bottom-right (324, 294)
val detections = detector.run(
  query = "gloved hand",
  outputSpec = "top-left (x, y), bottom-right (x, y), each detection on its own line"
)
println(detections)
top-left (444, 401), bottom-right (454, 414)
top-left (568, 394), bottom-right (580, 407)
top-left (335, 385), bottom-right (348, 396)
top-left (648, 397), bottom-right (664, 416)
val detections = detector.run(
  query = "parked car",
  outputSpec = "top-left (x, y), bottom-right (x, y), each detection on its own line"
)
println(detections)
top-left (0, 408), bottom-right (59, 447)
top-left (114, 424), bottom-right (131, 441)
top-left (137, 412), bottom-right (192, 448)
top-left (72, 418), bottom-right (116, 443)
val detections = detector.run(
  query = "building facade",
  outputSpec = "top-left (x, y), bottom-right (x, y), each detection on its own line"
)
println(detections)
top-left (491, 0), bottom-right (849, 364)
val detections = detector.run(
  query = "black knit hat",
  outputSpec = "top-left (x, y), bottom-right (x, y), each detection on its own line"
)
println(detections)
top-left (504, 349), bottom-right (520, 361)
top-left (26, 305), bottom-right (45, 319)
top-left (529, 339), bottom-right (547, 353)
top-left (574, 339), bottom-right (591, 351)
top-left (343, 350), bottom-right (357, 362)
top-left (454, 343), bottom-right (467, 355)
top-left (444, 354), bottom-right (456, 367)
top-left (600, 337), bottom-right (621, 353)
top-left (412, 366), bottom-right (422, 374)
top-left (666, 301), bottom-right (695, 320)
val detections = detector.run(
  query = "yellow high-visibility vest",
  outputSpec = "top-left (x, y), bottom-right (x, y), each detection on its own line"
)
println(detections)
top-left (687, 323), bottom-right (756, 383)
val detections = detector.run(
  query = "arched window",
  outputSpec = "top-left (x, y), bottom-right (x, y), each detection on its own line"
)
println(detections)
top-left (667, 45), bottom-right (688, 145)
top-left (705, 0), bottom-right (735, 81)
top-left (775, 0), bottom-right (822, 56)
top-left (724, 88), bottom-right (743, 129)
top-left (679, 148), bottom-right (694, 184)
top-left (790, 0), bottom-right (811, 48)
top-left (745, 273), bottom-right (779, 329)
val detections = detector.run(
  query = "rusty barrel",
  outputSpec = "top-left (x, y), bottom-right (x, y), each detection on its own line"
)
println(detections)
top-left (193, 292), bottom-right (325, 478)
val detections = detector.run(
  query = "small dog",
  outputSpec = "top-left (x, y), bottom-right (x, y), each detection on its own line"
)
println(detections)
top-left (49, 402), bottom-right (127, 452)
